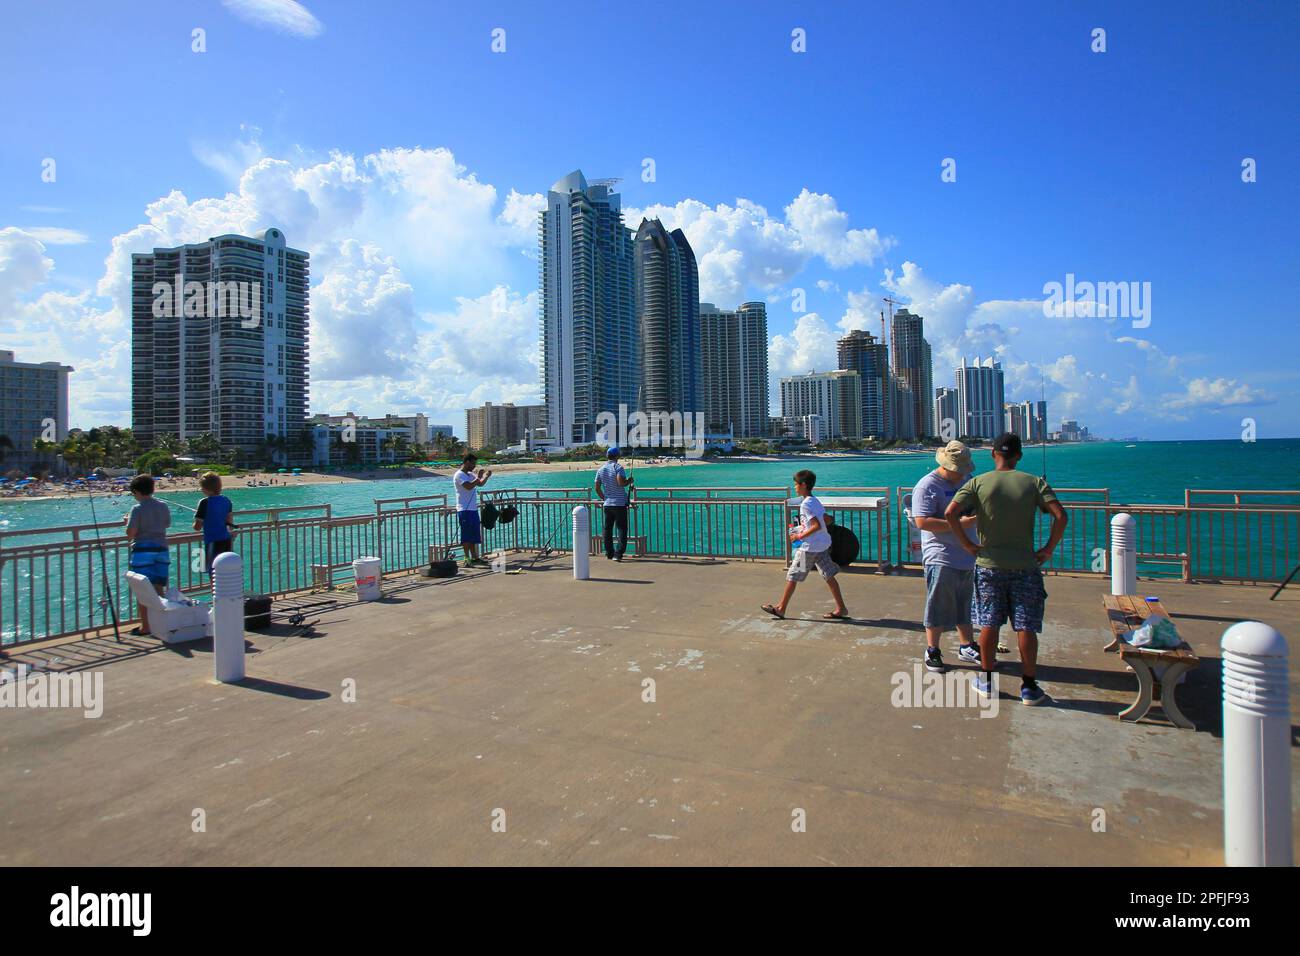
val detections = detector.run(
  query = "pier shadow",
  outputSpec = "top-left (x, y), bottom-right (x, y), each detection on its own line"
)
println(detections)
top-left (847, 617), bottom-right (927, 633)
top-left (1035, 656), bottom-right (1227, 735)
top-left (228, 676), bottom-right (330, 700)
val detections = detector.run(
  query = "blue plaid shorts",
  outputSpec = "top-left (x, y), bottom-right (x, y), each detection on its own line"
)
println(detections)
top-left (973, 566), bottom-right (1047, 632)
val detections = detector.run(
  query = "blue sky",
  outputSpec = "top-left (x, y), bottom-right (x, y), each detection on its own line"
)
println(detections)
top-left (2, 0), bottom-right (1297, 439)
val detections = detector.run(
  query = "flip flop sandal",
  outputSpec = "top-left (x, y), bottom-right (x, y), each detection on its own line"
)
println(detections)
top-left (822, 612), bottom-right (850, 620)
top-left (760, 604), bottom-right (785, 620)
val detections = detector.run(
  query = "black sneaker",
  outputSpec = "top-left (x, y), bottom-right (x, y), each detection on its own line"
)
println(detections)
top-left (924, 647), bottom-right (945, 672)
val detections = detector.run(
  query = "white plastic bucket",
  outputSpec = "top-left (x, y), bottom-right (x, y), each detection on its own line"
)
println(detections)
top-left (353, 556), bottom-right (382, 601)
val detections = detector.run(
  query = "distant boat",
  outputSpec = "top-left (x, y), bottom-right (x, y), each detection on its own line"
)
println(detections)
top-left (1126, 444), bottom-right (1137, 448)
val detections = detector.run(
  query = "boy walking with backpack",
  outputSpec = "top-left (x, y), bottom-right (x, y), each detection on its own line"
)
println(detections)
top-left (761, 469), bottom-right (849, 621)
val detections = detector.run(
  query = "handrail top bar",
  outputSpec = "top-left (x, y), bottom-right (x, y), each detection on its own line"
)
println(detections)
top-left (1186, 488), bottom-right (1300, 495)
top-left (374, 494), bottom-right (449, 510)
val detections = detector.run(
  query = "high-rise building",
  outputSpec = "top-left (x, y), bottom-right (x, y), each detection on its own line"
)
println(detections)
top-left (0, 350), bottom-right (73, 471)
top-left (635, 218), bottom-right (700, 419)
top-left (700, 301), bottom-right (769, 438)
top-left (539, 171), bottom-right (636, 447)
top-left (779, 370), bottom-right (861, 441)
top-left (1003, 400), bottom-right (1048, 442)
top-left (837, 329), bottom-right (892, 439)
top-left (465, 402), bottom-right (546, 450)
top-left (131, 228), bottom-right (309, 453)
top-left (955, 356), bottom-right (1005, 440)
top-left (889, 308), bottom-right (933, 439)
top-left (1004, 401), bottom-right (1030, 440)
top-left (934, 386), bottom-right (959, 438)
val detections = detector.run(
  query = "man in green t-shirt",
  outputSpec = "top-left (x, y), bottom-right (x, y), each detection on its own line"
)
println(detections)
top-left (944, 432), bottom-right (1068, 706)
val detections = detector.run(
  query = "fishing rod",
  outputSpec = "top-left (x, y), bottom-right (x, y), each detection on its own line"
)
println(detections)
top-left (153, 494), bottom-right (197, 514)
top-left (82, 479), bottom-right (122, 643)
top-left (1040, 363), bottom-right (1048, 481)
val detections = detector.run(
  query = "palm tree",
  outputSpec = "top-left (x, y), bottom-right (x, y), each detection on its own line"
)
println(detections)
top-left (0, 434), bottom-right (14, 464)
top-left (152, 433), bottom-right (185, 457)
top-left (188, 431), bottom-right (222, 461)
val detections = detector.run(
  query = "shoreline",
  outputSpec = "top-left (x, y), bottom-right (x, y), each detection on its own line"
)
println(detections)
top-left (0, 457), bottom-right (714, 503)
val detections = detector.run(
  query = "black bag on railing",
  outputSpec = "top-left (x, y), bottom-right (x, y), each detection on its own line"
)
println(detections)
top-left (828, 522), bottom-right (860, 568)
top-left (480, 501), bottom-right (500, 530)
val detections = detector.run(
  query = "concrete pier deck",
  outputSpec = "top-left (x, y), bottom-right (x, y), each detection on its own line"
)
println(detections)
top-left (2, 557), bottom-right (1297, 866)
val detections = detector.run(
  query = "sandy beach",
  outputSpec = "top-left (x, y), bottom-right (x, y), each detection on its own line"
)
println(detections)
top-left (0, 456), bottom-right (715, 503)
top-left (0, 449), bottom-right (939, 504)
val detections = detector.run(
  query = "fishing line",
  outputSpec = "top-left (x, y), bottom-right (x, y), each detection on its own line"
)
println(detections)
top-left (82, 480), bottom-right (122, 643)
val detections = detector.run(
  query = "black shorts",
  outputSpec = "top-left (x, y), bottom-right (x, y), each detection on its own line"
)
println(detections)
top-left (205, 538), bottom-right (233, 572)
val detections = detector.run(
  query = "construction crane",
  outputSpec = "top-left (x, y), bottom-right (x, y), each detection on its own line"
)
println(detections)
top-left (881, 294), bottom-right (908, 351)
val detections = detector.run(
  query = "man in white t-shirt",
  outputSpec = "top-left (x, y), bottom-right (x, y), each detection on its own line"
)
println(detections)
top-left (761, 469), bottom-right (849, 620)
top-left (452, 453), bottom-right (492, 568)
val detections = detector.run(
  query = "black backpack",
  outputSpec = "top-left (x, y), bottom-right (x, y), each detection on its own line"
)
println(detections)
top-left (827, 518), bottom-right (860, 568)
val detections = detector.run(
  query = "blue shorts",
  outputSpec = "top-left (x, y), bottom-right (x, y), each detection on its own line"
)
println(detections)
top-left (923, 564), bottom-right (973, 630)
top-left (457, 510), bottom-right (482, 545)
top-left (973, 566), bottom-right (1047, 632)
top-left (130, 544), bottom-right (170, 586)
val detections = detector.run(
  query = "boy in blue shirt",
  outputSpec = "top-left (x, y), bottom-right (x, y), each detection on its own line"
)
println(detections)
top-left (193, 472), bottom-right (235, 574)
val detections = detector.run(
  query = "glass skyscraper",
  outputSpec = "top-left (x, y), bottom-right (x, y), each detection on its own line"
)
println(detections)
top-left (634, 218), bottom-right (701, 418)
top-left (539, 170), bottom-right (636, 446)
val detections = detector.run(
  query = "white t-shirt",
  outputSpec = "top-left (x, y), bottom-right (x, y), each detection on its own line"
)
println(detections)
top-left (799, 495), bottom-right (832, 552)
top-left (453, 469), bottom-right (478, 511)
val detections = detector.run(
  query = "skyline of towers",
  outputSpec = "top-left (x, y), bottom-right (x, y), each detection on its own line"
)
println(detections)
top-left (539, 170), bottom-right (769, 448)
top-left (130, 227), bottom-right (309, 453)
top-left (534, 169), bottom-right (1068, 450)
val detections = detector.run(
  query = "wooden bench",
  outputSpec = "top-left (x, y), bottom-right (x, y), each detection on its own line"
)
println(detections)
top-left (1102, 594), bottom-right (1199, 729)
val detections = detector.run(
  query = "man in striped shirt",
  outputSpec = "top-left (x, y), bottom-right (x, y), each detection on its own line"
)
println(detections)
top-left (594, 447), bottom-right (634, 561)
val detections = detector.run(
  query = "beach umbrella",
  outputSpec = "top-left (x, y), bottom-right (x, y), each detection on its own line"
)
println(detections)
top-left (277, 468), bottom-right (288, 473)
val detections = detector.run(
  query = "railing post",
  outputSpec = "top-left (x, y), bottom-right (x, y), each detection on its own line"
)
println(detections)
top-left (212, 552), bottom-right (245, 684)
top-left (572, 507), bottom-right (590, 580)
top-left (1183, 490), bottom-right (1194, 583)
top-left (1222, 621), bottom-right (1291, 866)
top-left (1110, 513), bottom-right (1136, 595)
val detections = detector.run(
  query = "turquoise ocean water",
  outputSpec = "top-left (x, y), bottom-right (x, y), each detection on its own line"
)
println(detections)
top-left (1, 438), bottom-right (1297, 537)
top-left (1, 439), bottom-right (1296, 645)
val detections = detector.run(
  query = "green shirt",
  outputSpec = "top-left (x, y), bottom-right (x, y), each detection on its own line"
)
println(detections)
top-left (951, 470), bottom-right (1059, 570)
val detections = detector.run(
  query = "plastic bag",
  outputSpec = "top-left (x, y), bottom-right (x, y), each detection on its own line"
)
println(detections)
top-left (1122, 616), bottom-right (1182, 649)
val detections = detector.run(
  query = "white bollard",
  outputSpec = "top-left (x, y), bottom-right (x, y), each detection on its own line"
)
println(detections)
top-left (212, 551), bottom-right (246, 683)
top-left (572, 506), bottom-right (590, 581)
top-left (1110, 512), bottom-right (1136, 595)
top-left (1221, 621), bottom-right (1291, 866)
